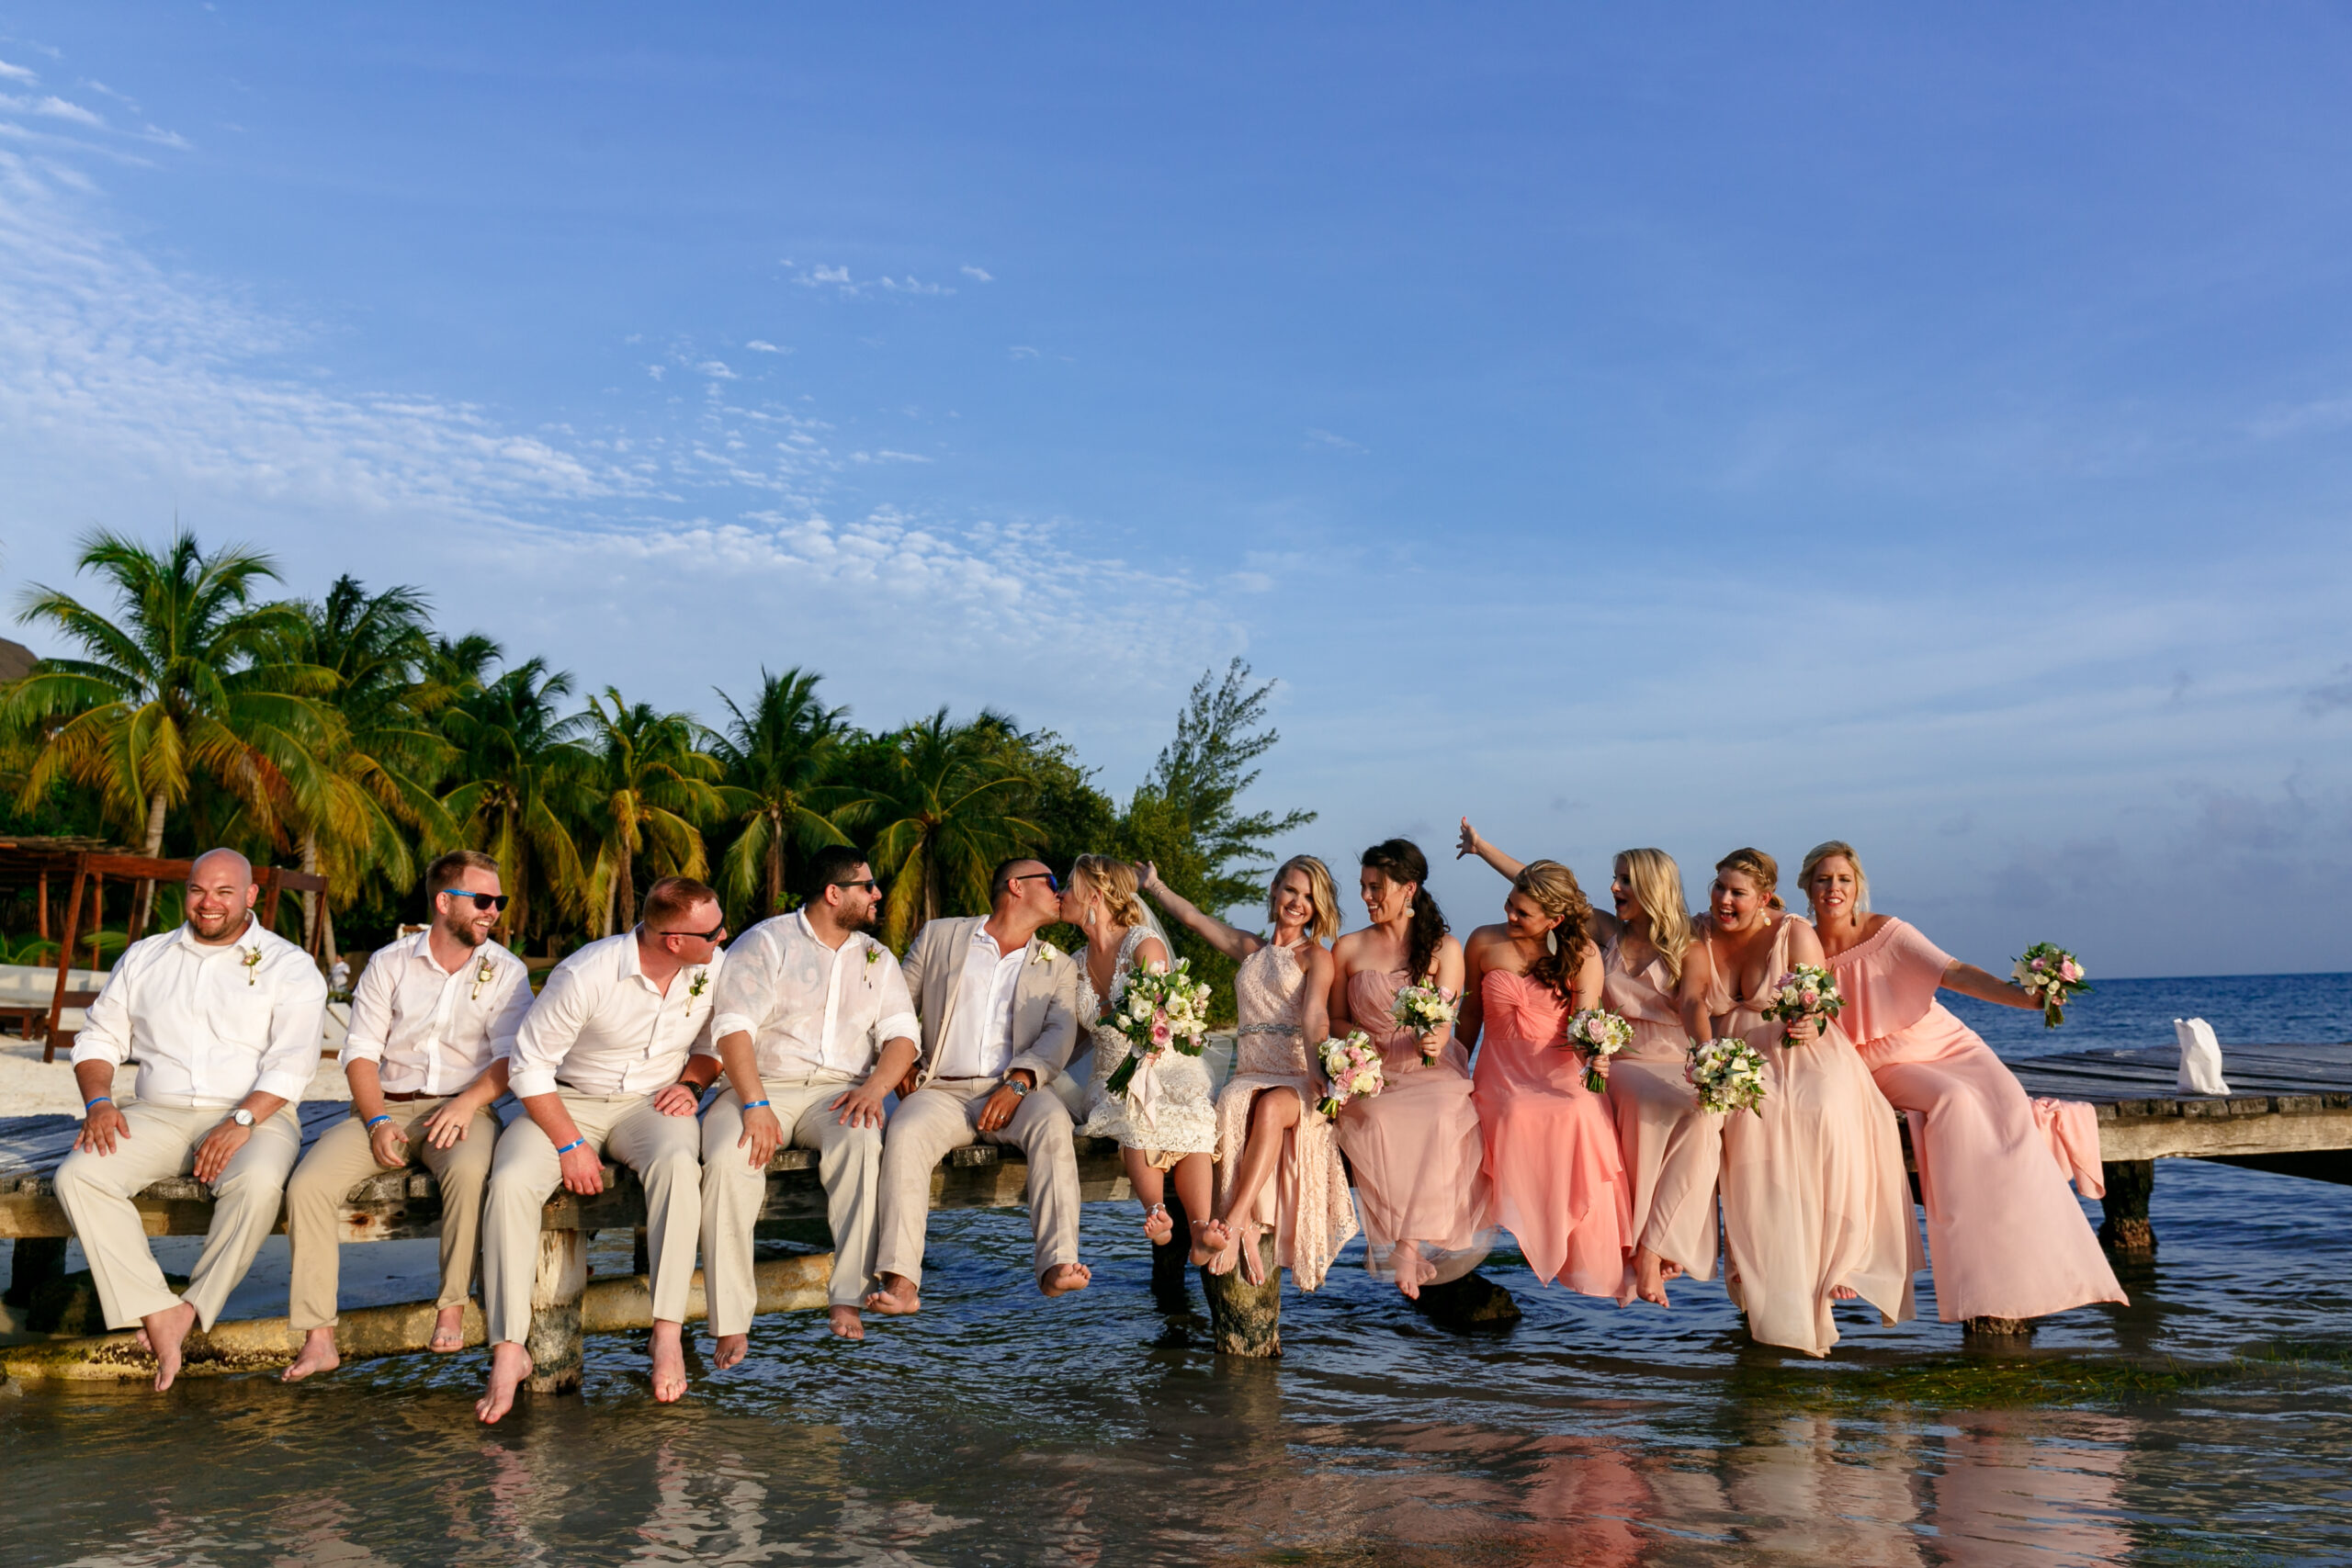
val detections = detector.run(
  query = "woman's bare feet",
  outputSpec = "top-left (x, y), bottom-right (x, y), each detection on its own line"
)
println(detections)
top-left (1235, 1222), bottom-right (1271, 1286)
top-left (1191, 1215), bottom-right (1230, 1268)
top-left (476, 1341), bottom-right (534, 1424)
top-left (1141, 1202), bottom-right (1173, 1246)
top-left (1392, 1245), bottom-right (1436, 1301)
top-left (1829, 1284), bottom-right (1860, 1302)
top-left (1632, 1245), bottom-right (1671, 1308)
top-left (1039, 1262), bottom-right (1092, 1297)
top-left (280, 1325), bottom-right (341, 1382)
top-left (827, 1305), bottom-right (864, 1341)
top-left (430, 1305), bottom-right (467, 1353)
top-left (864, 1273), bottom-right (922, 1315)
top-left (713, 1332), bottom-right (749, 1370)
top-left (140, 1301), bottom-right (198, 1392)
top-left (649, 1320), bottom-right (688, 1403)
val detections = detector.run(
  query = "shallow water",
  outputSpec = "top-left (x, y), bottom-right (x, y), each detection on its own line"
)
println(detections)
top-left (5, 976), bottom-right (2347, 1566)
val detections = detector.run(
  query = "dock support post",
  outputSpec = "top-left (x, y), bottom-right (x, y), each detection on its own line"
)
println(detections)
top-left (1202, 1229), bottom-right (1283, 1357)
top-left (1414, 1269), bottom-right (1521, 1332)
top-left (1963, 1315), bottom-right (2035, 1341)
top-left (2098, 1159), bottom-right (2157, 1258)
top-left (4, 1236), bottom-right (69, 1311)
top-left (1150, 1190), bottom-right (1193, 1310)
top-left (525, 1229), bottom-right (586, 1393)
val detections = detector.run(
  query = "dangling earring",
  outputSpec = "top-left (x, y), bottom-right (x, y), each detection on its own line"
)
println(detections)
top-left (1545, 928), bottom-right (1559, 956)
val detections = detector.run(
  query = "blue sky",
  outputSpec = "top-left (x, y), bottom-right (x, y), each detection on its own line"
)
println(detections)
top-left (3, 5), bottom-right (2349, 977)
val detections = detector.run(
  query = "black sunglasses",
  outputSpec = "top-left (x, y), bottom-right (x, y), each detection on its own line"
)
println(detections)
top-left (830, 879), bottom-right (880, 894)
top-left (439, 891), bottom-right (510, 913)
top-left (1006, 871), bottom-right (1060, 893)
top-left (653, 922), bottom-right (729, 942)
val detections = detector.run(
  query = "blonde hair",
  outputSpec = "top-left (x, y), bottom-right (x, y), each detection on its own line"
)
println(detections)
top-left (1612, 848), bottom-right (1693, 986)
top-left (1069, 854), bottom-right (1148, 932)
top-left (1799, 840), bottom-right (1871, 917)
top-left (1267, 854), bottom-right (1340, 944)
top-left (1714, 847), bottom-right (1785, 912)
top-left (1513, 860), bottom-right (1594, 1002)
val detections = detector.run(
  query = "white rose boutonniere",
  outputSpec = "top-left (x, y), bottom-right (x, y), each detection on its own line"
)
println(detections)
top-left (239, 945), bottom-right (264, 986)
top-left (469, 954), bottom-right (497, 1001)
top-left (1029, 940), bottom-right (1062, 967)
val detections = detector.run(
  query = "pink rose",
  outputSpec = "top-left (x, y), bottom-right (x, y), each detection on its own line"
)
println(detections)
top-left (2060, 961), bottom-right (2081, 982)
top-left (1150, 1021), bottom-right (1171, 1045)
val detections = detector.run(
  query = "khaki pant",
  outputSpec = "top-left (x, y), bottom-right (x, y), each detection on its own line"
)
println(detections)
top-left (874, 1077), bottom-right (1080, 1289)
top-left (52, 1100), bottom-right (303, 1331)
top-left (481, 1091), bottom-right (702, 1346)
top-left (285, 1098), bottom-right (501, 1331)
top-left (700, 1078), bottom-right (880, 1325)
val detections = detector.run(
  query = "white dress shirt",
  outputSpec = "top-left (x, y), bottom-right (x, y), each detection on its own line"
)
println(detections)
top-left (710, 911), bottom-right (920, 1080)
top-left (506, 930), bottom-right (724, 1100)
top-left (72, 919), bottom-right (328, 1108)
top-left (340, 929), bottom-right (533, 1097)
top-left (931, 925), bottom-right (1032, 1080)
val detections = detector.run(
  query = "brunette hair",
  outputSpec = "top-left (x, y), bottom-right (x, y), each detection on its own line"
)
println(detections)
top-left (1362, 839), bottom-right (1447, 983)
top-left (1713, 847), bottom-right (1784, 911)
top-left (1267, 854), bottom-right (1341, 944)
top-left (1069, 853), bottom-right (1148, 931)
top-left (1515, 859), bottom-right (1594, 1003)
top-left (425, 849), bottom-right (500, 897)
top-left (640, 875), bottom-right (719, 931)
top-left (1799, 840), bottom-right (1871, 917)
top-left (800, 844), bottom-right (871, 905)
top-left (1611, 847), bottom-right (1693, 985)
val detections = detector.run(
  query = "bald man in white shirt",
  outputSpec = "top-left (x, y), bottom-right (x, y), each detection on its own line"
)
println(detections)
top-left (54, 849), bottom-right (327, 1390)
top-left (474, 875), bottom-right (728, 1425)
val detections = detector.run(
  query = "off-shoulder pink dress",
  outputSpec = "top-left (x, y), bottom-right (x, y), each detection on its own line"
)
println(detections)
top-left (1209, 942), bottom-right (1359, 1292)
top-left (1831, 918), bottom-right (2126, 1322)
top-left (1600, 935), bottom-right (1722, 1281)
top-left (1334, 969), bottom-right (1497, 1286)
top-left (1469, 970), bottom-right (1634, 1298)
top-left (1714, 917), bottom-right (1920, 1356)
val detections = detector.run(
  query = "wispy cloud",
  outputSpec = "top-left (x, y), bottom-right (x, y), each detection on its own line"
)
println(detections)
top-left (743, 339), bottom-right (784, 354)
top-left (1305, 427), bottom-right (1364, 453)
top-left (0, 59), bottom-right (37, 85)
top-left (960, 265), bottom-right (993, 282)
top-left (850, 448), bottom-right (933, 464)
top-left (2307, 665), bottom-right (2352, 716)
top-left (786, 260), bottom-right (956, 299)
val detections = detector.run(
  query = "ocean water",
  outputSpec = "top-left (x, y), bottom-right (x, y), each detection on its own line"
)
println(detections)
top-left (2, 974), bottom-right (2347, 1565)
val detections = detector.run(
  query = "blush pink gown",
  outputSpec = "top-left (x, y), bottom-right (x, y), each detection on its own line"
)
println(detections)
top-left (1831, 918), bottom-right (2127, 1322)
top-left (1600, 935), bottom-right (1723, 1281)
top-left (1469, 969), bottom-right (1634, 1298)
top-left (1334, 969), bottom-right (1496, 1286)
top-left (1714, 917), bottom-right (1920, 1356)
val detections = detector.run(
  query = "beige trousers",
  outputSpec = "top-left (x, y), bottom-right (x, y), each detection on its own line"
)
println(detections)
top-left (700, 1078), bottom-right (880, 1325)
top-left (481, 1091), bottom-right (702, 1346)
top-left (873, 1077), bottom-right (1080, 1289)
top-left (51, 1100), bottom-right (303, 1331)
top-left (285, 1098), bottom-right (501, 1330)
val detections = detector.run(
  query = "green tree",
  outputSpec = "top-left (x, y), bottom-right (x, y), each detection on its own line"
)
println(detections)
top-left (708, 667), bottom-right (856, 922)
top-left (436, 658), bottom-right (594, 951)
top-left (859, 709), bottom-right (1043, 947)
top-left (569, 688), bottom-right (728, 937)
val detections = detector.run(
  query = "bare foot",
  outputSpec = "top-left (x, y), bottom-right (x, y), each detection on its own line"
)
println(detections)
top-left (1204, 1219), bottom-right (1246, 1278)
top-left (1191, 1216), bottom-right (1231, 1269)
top-left (1039, 1262), bottom-right (1092, 1298)
top-left (1632, 1246), bottom-right (1671, 1308)
top-left (712, 1332), bottom-right (749, 1371)
top-left (280, 1325), bottom-right (341, 1382)
top-left (649, 1321), bottom-right (688, 1404)
top-left (1393, 1246), bottom-right (1434, 1302)
top-left (142, 1301), bottom-right (198, 1392)
top-left (1236, 1222), bottom-right (1271, 1286)
top-left (1141, 1202), bottom-right (1173, 1246)
top-left (1830, 1284), bottom-right (1860, 1301)
top-left (827, 1305), bottom-right (864, 1341)
top-left (864, 1273), bottom-right (922, 1316)
top-left (475, 1341), bottom-right (533, 1425)
top-left (431, 1305), bottom-right (467, 1353)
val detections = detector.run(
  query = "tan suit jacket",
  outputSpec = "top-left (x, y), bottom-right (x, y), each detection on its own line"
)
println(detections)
top-left (900, 917), bottom-right (1081, 1091)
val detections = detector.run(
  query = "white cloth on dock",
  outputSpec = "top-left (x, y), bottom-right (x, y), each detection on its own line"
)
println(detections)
top-left (2173, 1017), bottom-right (2230, 1096)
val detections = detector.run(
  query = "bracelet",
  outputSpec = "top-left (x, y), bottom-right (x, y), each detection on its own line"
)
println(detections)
top-left (364, 1113), bottom-right (392, 1129)
top-left (84, 1095), bottom-right (112, 1110)
top-left (554, 1138), bottom-right (586, 1156)
top-left (741, 1099), bottom-right (771, 1111)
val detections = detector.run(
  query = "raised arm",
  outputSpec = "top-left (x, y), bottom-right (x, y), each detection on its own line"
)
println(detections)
top-left (1134, 863), bottom-right (1261, 963)
top-left (1454, 818), bottom-right (1527, 883)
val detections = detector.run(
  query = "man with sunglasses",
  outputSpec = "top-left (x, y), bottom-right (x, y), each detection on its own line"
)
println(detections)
top-left (280, 850), bottom-right (529, 1382)
top-left (476, 875), bottom-right (728, 1424)
top-left (866, 857), bottom-right (1090, 1315)
top-left (701, 844), bottom-right (917, 1350)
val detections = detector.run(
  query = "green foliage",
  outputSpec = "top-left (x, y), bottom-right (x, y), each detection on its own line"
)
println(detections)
top-left (707, 667), bottom-right (854, 923)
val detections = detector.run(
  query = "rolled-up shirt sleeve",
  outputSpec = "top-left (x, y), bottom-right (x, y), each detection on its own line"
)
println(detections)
top-left (484, 963), bottom-right (534, 1062)
top-left (254, 954), bottom-right (329, 1103)
top-left (508, 963), bottom-right (592, 1099)
top-left (873, 953), bottom-right (919, 1047)
top-left (338, 948), bottom-right (400, 1068)
top-left (709, 926), bottom-right (772, 1044)
top-left (67, 956), bottom-right (138, 1070)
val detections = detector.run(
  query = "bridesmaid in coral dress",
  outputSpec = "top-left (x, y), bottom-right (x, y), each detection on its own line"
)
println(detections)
top-left (1459, 859), bottom-right (1634, 1299)
top-left (1137, 855), bottom-right (1359, 1289)
top-left (1328, 839), bottom-right (1495, 1298)
top-left (1690, 848), bottom-right (1919, 1356)
top-left (1802, 840), bottom-right (2125, 1325)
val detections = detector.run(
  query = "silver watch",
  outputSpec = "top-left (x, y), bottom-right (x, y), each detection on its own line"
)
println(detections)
top-left (1002, 1077), bottom-right (1031, 1098)
top-left (231, 1108), bottom-right (255, 1128)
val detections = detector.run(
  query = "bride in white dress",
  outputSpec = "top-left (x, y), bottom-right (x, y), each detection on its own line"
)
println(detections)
top-left (1067, 855), bottom-right (1227, 1264)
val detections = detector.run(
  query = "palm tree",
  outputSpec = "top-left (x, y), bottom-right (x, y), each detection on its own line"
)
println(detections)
top-left (860, 709), bottom-right (1042, 947)
top-left (709, 667), bottom-right (855, 921)
top-left (567, 688), bottom-right (728, 938)
top-left (3, 529), bottom-right (336, 931)
top-left (437, 659), bottom-right (594, 951)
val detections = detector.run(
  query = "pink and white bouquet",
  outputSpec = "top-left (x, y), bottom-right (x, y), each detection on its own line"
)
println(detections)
top-left (1688, 1036), bottom-right (1768, 1116)
top-left (1390, 981), bottom-right (1458, 1063)
top-left (1566, 1007), bottom-right (1634, 1094)
top-left (1759, 964), bottom-right (1843, 1046)
top-left (1100, 957), bottom-right (1215, 1099)
top-left (1316, 1031), bottom-right (1386, 1118)
top-left (2012, 942), bottom-right (2090, 1029)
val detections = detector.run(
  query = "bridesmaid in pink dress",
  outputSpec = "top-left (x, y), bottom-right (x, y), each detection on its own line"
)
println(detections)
top-left (1328, 839), bottom-right (1496, 1299)
top-left (1802, 841), bottom-right (2125, 1324)
top-left (1689, 848), bottom-right (1919, 1356)
top-left (1460, 859), bottom-right (1634, 1299)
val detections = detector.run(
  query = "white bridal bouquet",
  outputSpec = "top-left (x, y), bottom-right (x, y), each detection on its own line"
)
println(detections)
top-left (1316, 1031), bottom-right (1386, 1119)
top-left (2013, 942), bottom-right (2090, 1029)
top-left (1759, 964), bottom-right (1844, 1046)
top-left (1390, 981), bottom-right (1458, 1063)
top-left (1688, 1037), bottom-right (1769, 1116)
top-left (1100, 957), bottom-right (1215, 1100)
top-left (1566, 1007), bottom-right (1634, 1094)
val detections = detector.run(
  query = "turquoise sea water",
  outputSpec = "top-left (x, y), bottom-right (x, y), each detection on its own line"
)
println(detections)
top-left (2, 974), bottom-right (2346, 1565)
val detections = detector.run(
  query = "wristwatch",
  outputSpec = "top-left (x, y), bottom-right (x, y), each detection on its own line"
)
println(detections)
top-left (231, 1108), bottom-right (255, 1128)
top-left (1002, 1077), bottom-right (1031, 1098)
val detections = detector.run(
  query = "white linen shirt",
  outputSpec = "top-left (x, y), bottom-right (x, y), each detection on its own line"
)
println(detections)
top-left (340, 929), bottom-right (533, 1097)
top-left (505, 930), bottom-right (724, 1100)
top-left (710, 911), bottom-right (919, 1080)
top-left (931, 925), bottom-right (1033, 1080)
top-left (71, 919), bottom-right (327, 1109)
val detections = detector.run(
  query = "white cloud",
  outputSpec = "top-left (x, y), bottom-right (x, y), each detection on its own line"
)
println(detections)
top-left (1305, 428), bottom-right (1364, 453)
top-left (743, 339), bottom-right (783, 354)
top-left (1008, 345), bottom-right (1038, 359)
top-left (788, 261), bottom-right (955, 299)
top-left (960, 265), bottom-right (993, 282)
top-left (34, 96), bottom-right (101, 128)
top-left (696, 359), bottom-right (737, 379)
top-left (0, 59), bottom-right (36, 85)
top-left (850, 449), bottom-right (933, 464)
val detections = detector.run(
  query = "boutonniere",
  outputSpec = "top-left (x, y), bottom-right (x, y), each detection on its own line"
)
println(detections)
top-left (686, 967), bottom-right (710, 1003)
top-left (469, 955), bottom-right (497, 1001)
top-left (1029, 941), bottom-right (1061, 967)
top-left (862, 944), bottom-right (884, 984)
top-left (239, 945), bottom-right (264, 986)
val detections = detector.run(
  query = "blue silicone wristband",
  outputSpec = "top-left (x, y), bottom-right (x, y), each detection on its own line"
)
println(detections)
top-left (364, 1113), bottom-right (392, 1129)
top-left (84, 1096), bottom-right (112, 1110)
top-left (554, 1138), bottom-right (587, 1156)
top-left (741, 1099), bottom-right (771, 1111)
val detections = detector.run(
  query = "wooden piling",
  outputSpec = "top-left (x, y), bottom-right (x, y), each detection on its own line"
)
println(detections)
top-left (524, 1228), bottom-right (587, 1393)
top-left (2098, 1158), bottom-right (2158, 1258)
top-left (1201, 1231), bottom-right (1283, 1357)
